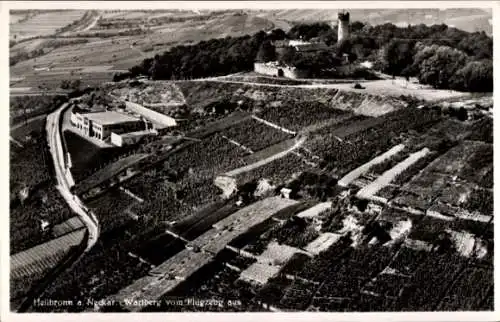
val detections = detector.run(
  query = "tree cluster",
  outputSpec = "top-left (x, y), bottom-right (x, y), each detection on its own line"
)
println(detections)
top-left (126, 31), bottom-right (285, 81)
top-left (311, 22), bottom-right (492, 92)
top-left (60, 79), bottom-right (81, 90)
top-left (122, 20), bottom-right (491, 92)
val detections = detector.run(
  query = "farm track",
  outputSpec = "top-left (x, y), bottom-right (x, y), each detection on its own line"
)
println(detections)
top-left (80, 13), bottom-right (101, 32)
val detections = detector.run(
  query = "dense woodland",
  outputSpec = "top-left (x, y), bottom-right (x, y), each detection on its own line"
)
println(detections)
top-left (119, 21), bottom-right (492, 92)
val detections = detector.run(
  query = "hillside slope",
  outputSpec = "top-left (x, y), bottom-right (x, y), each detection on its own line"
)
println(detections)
top-left (254, 8), bottom-right (492, 34)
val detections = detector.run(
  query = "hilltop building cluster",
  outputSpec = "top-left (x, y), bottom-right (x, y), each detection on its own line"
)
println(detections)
top-left (254, 11), bottom-right (351, 79)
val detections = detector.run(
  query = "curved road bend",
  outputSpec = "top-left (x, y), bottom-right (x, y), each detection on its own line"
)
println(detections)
top-left (46, 103), bottom-right (99, 251)
top-left (18, 103), bottom-right (100, 312)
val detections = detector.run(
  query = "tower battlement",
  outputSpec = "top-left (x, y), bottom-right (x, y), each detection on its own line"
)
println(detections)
top-left (338, 12), bottom-right (350, 22)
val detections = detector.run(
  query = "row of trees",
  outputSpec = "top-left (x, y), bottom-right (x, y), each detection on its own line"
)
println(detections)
top-left (123, 30), bottom-right (284, 81)
top-left (121, 21), bottom-right (491, 92)
top-left (383, 40), bottom-right (492, 91)
top-left (288, 21), bottom-right (492, 61)
top-left (286, 22), bottom-right (492, 91)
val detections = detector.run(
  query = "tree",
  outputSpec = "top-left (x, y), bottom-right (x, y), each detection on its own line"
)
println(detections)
top-left (415, 45), bottom-right (469, 89)
top-left (335, 39), bottom-right (352, 56)
top-left (255, 41), bottom-right (276, 62)
top-left (60, 80), bottom-right (70, 89)
top-left (350, 21), bottom-right (365, 33)
top-left (287, 22), bottom-right (332, 40)
top-left (279, 46), bottom-right (296, 65)
top-left (452, 60), bottom-right (493, 92)
top-left (149, 55), bottom-right (164, 80)
top-left (70, 79), bottom-right (81, 90)
top-left (383, 39), bottom-right (416, 76)
top-left (267, 28), bottom-right (287, 41)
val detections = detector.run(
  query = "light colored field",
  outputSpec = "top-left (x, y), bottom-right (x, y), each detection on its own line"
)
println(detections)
top-left (240, 241), bottom-right (306, 285)
top-left (10, 13), bottom-right (27, 24)
top-left (304, 232), bottom-right (343, 255)
top-left (123, 101), bottom-right (177, 129)
top-left (338, 144), bottom-right (405, 187)
top-left (100, 10), bottom-right (199, 20)
top-left (51, 216), bottom-right (85, 238)
top-left (10, 87), bottom-right (32, 92)
top-left (110, 81), bottom-right (186, 108)
top-left (317, 79), bottom-right (470, 102)
top-left (9, 12), bottom-right (277, 92)
top-left (192, 196), bottom-right (299, 254)
top-left (454, 209), bottom-right (491, 223)
top-left (296, 202), bottom-right (332, 219)
top-left (357, 148), bottom-right (431, 202)
top-left (239, 262), bottom-right (281, 285)
top-left (10, 11), bottom-right (86, 40)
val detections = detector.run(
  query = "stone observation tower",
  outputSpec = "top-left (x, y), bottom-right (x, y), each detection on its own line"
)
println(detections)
top-left (337, 10), bottom-right (350, 42)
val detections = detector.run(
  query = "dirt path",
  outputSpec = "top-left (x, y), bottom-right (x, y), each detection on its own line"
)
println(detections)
top-left (190, 77), bottom-right (470, 102)
top-left (10, 136), bottom-right (24, 148)
top-left (10, 114), bottom-right (47, 131)
top-left (81, 14), bottom-right (101, 32)
top-left (251, 115), bottom-right (296, 135)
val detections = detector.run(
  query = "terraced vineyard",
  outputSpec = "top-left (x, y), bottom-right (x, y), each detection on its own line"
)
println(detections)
top-left (26, 78), bottom-right (493, 313)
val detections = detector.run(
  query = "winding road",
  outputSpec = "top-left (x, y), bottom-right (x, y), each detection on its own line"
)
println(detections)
top-left (46, 103), bottom-right (99, 251)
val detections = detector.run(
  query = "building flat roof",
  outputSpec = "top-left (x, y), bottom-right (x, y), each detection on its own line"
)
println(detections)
top-left (114, 129), bottom-right (156, 139)
top-left (82, 111), bottom-right (141, 125)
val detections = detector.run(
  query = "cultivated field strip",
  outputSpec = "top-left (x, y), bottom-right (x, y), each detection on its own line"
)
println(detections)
top-left (338, 144), bottom-right (405, 187)
top-left (225, 136), bottom-right (306, 177)
top-left (106, 197), bottom-right (298, 311)
top-left (74, 153), bottom-right (149, 195)
top-left (357, 148), bottom-right (431, 202)
top-left (10, 229), bottom-right (86, 279)
top-left (51, 216), bottom-right (85, 238)
top-left (10, 11), bottom-right (86, 39)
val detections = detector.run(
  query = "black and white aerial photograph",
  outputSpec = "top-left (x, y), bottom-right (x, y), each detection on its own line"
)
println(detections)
top-left (5, 1), bottom-right (496, 318)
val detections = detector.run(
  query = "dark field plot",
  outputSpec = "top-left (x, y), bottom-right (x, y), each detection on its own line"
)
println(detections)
top-left (10, 117), bottom-right (46, 141)
top-left (396, 253), bottom-right (469, 311)
top-left (256, 100), bottom-right (352, 132)
top-left (10, 185), bottom-right (75, 255)
top-left (10, 131), bottom-right (52, 202)
top-left (86, 187), bottom-right (137, 233)
top-left (437, 266), bottom-right (493, 311)
top-left (133, 233), bottom-right (186, 266)
top-left (221, 118), bottom-right (293, 152)
top-left (64, 130), bottom-right (131, 182)
top-left (35, 222), bottom-right (158, 312)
